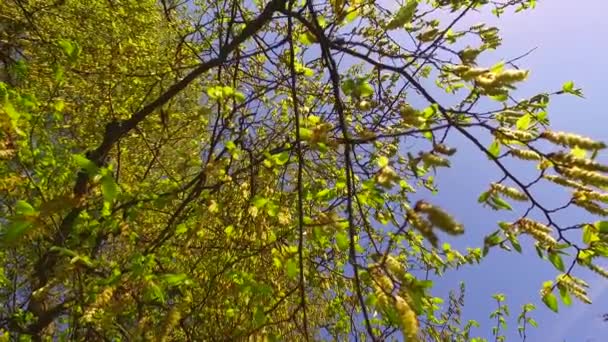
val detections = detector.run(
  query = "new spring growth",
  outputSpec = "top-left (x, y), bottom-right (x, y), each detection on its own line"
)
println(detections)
top-left (407, 209), bottom-right (438, 247)
top-left (509, 148), bottom-right (541, 161)
top-left (574, 190), bottom-right (608, 203)
top-left (376, 165), bottom-right (400, 188)
top-left (434, 144), bottom-right (457, 156)
top-left (371, 266), bottom-right (395, 294)
top-left (558, 275), bottom-right (592, 304)
top-left (82, 287), bottom-right (115, 323)
top-left (382, 255), bottom-right (407, 281)
top-left (540, 131), bottom-right (607, 150)
top-left (414, 201), bottom-right (464, 236)
top-left (399, 103), bottom-right (424, 127)
top-left (572, 198), bottom-right (608, 216)
top-left (394, 295), bottom-right (420, 342)
top-left (588, 263), bottom-right (608, 279)
top-left (473, 68), bottom-right (529, 95)
top-left (544, 175), bottom-right (588, 190)
top-left (517, 218), bottom-right (552, 234)
top-left (159, 307), bottom-right (182, 342)
top-left (490, 183), bottom-right (528, 201)
top-left (555, 167), bottom-right (608, 188)
top-left (548, 152), bottom-right (608, 172)
top-left (459, 46), bottom-right (482, 65)
top-left (494, 128), bottom-right (535, 142)
top-left (420, 152), bottom-right (450, 168)
top-left (496, 110), bottom-right (525, 120)
top-left (417, 27), bottom-right (439, 42)
top-left (515, 218), bottom-right (557, 247)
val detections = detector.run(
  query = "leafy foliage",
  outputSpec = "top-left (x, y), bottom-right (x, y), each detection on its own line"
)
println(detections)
top-left (0, 0), bottom-right (605, 340)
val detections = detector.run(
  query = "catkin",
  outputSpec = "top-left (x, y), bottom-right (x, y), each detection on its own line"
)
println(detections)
top-left (555, 167), bottom-right (608, 187)
top-left (509, 148), bottom-right (541, 161)
top-left (573, 199), bottom-right (608, 216)
top-left (407, 209), bottom-right (438, 247)
top-left (548, 152), bottom-right (608, 172)
top-left (394, 295), bottom-right (419, 342)
top-left (540, 131), bottom-right (606, 150)
top-left (491, 183), bottom-right (528, 201)
top-left (494, 128), bottom-right (535, 142)
top-left (434, 144), bottom-right (457, 156)
top-left (420, 153), bottom-right (450, 168)
top-left (415, 201), bottom-right (464, 235)
top-left (544, 175), bottom-right (588, 190)
top-left (588, 263), bottom-right (608, 279)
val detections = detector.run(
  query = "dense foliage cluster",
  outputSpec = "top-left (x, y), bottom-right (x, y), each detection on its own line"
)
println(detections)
top-left (1, 0), bottom-right (606, 340)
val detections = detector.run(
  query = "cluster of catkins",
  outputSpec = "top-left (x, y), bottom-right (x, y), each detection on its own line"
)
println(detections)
top-left (447, 64), bottom-right (529, 96)
top-left (82, 287), bottom-right (115, 324)
top-left (499, 218), bottom-right (557, 249)
top-left (407, 200), bottom-right (464, 247)
top-left (541, 132), bottom-right (608, 215)
top-left (370, 260), bottom-right (420, 342)
top-left (556, 274), bottom-right (592, 305)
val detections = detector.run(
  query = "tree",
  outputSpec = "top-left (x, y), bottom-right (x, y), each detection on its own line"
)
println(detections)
top-left (0, 0), bottom-right (606, 340)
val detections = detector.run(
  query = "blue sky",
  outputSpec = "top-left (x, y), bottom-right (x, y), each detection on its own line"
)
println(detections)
top-left (417, 1), bottom-right (608, 341)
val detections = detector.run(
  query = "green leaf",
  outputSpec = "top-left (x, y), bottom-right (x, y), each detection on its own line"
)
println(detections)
top-left (2, 220), bottom-right (33, 243)
top-left (73, 154), bottom-right (99, 175)
top-left (341, 79), bottom-right (355, 94)
top-left (385, 1), bottom-right (418, 30)
top-left (335, 231), bottom-right (349, 251)
top-left (490, 195), bottom-right (513, 211)
top-left (15, 200), bottom-right (36, 216)
top-left (146, 282), bottom-right (166, 303)
top-left (509, 235), bottom-right (522, 253)
top-left (160, 273), bottom-right (188, 286)
top-left (535, 244), bottom-right (544, 259)
top-left (542, 292), bottom-right (559, 313)
top-left (548, 252), bottom-right (565, 272)
top-left (516, 114), bottom-right (532, 130)
top-left (253, 306), bottom-right (267, 327)
top-left (299, 127), bottom-right (312, 141)
top-left (58, 39), bottom-right (75, 57)
top-left (477, 191), bottom-right (490, 203)
top-left (483, 230), bottom-right (502, 256)
top-left (285, 259), bottom-right (298, 279)
top-left (101, 175), bottom-right (119, 203)
top-left (490, 60), bottom-right (505, 73)
top-left (252, 196), bottom-right (268, 209)
top-left (489, 140), bottom-right (501, 158)
top-left (225, 141), bottom-right (236, 150)
top-left (315, 188), bottom-right (333, 201)
top-left (570, 146), bottom-right (587, 159)
top-left (273, 151), bottom-right (290, 166)
top-left (595, 221), bottom-right (608, 234)
top-left (344, 6), bottom-right (360, 23)
top-left (583, 224), bottom-right (598, 244)
top-left (489, 93), bottom-right (509, 102)
top-left (356, 82), bottom-right (374, 97)
top-left (233, 91), bottom-right (246, 102)
top-left (58, 39), bottom-right (80, 63)
top-left (558, 285), bottom-right (572, 306)
top-left (377, 156), bottom-right (389, 168)
top-left (562, 81), bottom-right (574, 93)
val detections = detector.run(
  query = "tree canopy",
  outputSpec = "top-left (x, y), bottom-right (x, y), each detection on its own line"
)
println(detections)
top-left (0, 0), bottom-right (607, 340)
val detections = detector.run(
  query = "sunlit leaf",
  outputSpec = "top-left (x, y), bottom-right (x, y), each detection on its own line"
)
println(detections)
top-left (385, 1), bottom-right (418, 30)
top-left (542, 292), bottom-right (558, 313)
